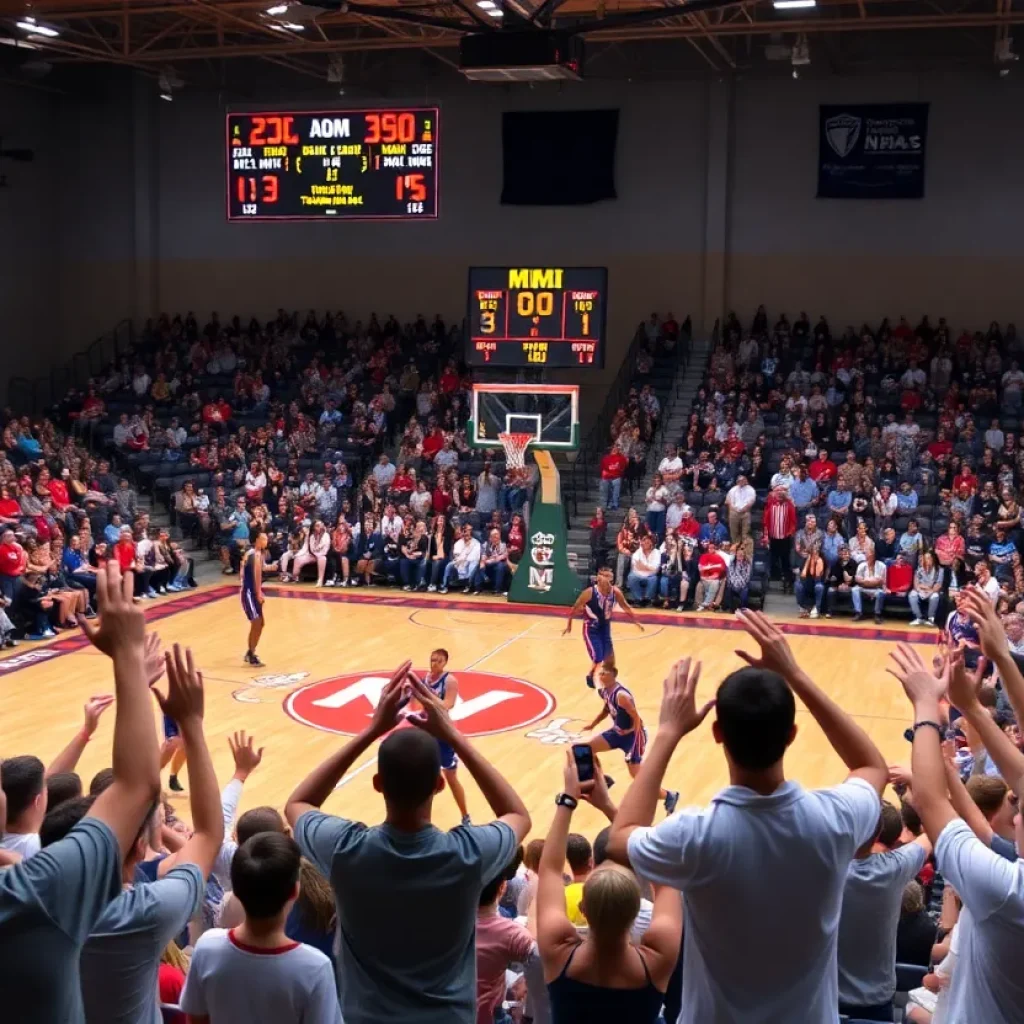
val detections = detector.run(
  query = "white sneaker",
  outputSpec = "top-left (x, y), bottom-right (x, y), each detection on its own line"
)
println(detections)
top-left (326, 577), bottom-right (336, 586)
top-left (927, 617), bottom-right (936, 626)
top-left (909, 618), bottom-right (922, 626)
top-left (427, 585), bottom-right (437, 593)
top-left (809, 608), bottom-right (819, 619)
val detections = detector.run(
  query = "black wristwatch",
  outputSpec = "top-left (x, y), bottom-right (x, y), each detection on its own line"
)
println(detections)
top-left (555, 793), bottom-right (578, 810)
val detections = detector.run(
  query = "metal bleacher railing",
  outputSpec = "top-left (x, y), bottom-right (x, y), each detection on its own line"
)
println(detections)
top-left (7, 319), bottom-right (134, 415)
top-left (562, 319), bottom-right (693, 524)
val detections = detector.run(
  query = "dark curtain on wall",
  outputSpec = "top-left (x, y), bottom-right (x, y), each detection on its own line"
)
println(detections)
top-left (500, 109), bottom-right (618, 206)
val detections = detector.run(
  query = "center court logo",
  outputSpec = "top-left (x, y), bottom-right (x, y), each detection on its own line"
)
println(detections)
top-left (824, 113), bottom-right (861, 158)
top-left (285, 670), bottom-right (556, 737)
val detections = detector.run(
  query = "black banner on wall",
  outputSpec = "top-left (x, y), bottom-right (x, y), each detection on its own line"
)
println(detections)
top-left (817, 103), bottom-right (929, 199)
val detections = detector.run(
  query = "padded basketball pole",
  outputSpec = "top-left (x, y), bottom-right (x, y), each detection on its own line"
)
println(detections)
top-left (533, 449), bottom-right (560, 504)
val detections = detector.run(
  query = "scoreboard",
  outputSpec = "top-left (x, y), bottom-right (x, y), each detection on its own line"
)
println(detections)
top-left (226, 108), bottom-right (439, 221)
top-left (467, 266), bottom-right (607, 368)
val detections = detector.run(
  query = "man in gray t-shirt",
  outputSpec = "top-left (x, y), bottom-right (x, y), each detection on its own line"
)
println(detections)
top-left (837, 803), bottom-right (931, 1016)
top-left (286, 661), bottom-right (531, 1024)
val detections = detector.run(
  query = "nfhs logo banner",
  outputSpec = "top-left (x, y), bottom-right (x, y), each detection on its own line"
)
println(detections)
top-left (817, 103), bottom-right (929, 199)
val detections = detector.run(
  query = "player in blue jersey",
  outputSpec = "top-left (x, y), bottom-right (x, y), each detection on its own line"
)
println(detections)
top-left (562, 565), bottom-right (644, 689)
top-left (241, 528), bottom-right (269, 667)
top-left (407, 647), bottom-right (471, 826)
top-left (581, 663), bottom-right (679, 814)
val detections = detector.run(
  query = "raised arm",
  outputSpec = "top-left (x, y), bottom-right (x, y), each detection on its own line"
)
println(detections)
top-left (562, 587), bottom-right (590, 635)
top-left (736, 610), bottom-right (887, 794)
top-left (155, 645), bottom-right (224, 880)
top-left (285, 659), bottom-right (412, 825)
top-left (607, 659), bottom-right (712, 866)
top-left (408, 674), bottom-right (531, 842)
top-left (78, 562), bottom-right (162, 857)
top-left (46, 694), bottom-right (114, 777)
top-left (887, 644), bottom-right (958, 842)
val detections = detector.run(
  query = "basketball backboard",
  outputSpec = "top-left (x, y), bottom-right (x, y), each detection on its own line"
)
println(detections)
top-left (468, 384), bottom-right (579, 451)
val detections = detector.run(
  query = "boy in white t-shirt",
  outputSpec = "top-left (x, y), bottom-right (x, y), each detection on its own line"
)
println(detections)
top-left (180, 832), bottom-right (340, 1024)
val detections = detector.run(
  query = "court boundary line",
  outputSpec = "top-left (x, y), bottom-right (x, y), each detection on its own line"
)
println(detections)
top-left (0, 581), bottom-right (936, 681)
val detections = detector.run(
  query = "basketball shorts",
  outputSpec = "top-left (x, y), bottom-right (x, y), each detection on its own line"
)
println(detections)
top-left (600, 726), bottom-right (647, 765)
top-left (437, 739), bottom-right (459, 772)
top-left (164, 714), bottom-right (179, 740)
top-left (583, 622), bottom-right (613, 665)
top-left (241, 586), bottom-right (262, 622)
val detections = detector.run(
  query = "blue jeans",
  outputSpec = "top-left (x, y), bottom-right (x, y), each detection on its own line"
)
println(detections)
top-left (909, 590), bottom-right (940, 620)
top-left (473, 562), bottom-right (508, 593)
top-left (851, 586), bottom-right (884, 616)
top-left (725, 584), bottom-right (748, 610)
top-left (443, 562), bottom-right (476, 589)
top-left (400, 557), bottom-right (424, 586)
top-left (646, 510), bottom-right (666, 540)
top-left (504, 486), bottom-right (527, 512)
top-left (600, 477), bottom-right (622, 509)
top-left (795, 577), bottom-right (824, 612)
top-left (383, 556), bottom-right (401, 583)
top-left (419, 558), bottom-right (447, 588)
top-left (658, 574), bottom-right (680, 603)
top-left (627, 571), bottom-right (658, 603)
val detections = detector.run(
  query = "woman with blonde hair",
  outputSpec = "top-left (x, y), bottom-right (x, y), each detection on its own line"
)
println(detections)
top-left (536, 755), bottom-right (681, 1023)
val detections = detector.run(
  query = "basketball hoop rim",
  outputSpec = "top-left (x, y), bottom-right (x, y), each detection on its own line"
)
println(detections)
top-left (498, 431), bottom-right (534, 470)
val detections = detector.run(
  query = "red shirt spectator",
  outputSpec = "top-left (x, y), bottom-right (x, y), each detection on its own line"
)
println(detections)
top-left (391, 470), bottom-right (414, 496)
top-left (431, 485), bottom-right (452, 516)
top-left (808, 454), bottom-right (837, 484)
top-left (886, 559), bottom-right (913, 594)
top-left (47, 478), bottom-right (71, 510)
top-left (0, 493), bottom-right (21, 523)
top-left (677, 513), bottom-right (700, 540)
top-left (600, 450), bottom-right (628, 481)
top-left (0, 536), bottom-right (27, 577)
top-left (203, 399), bottom-right (232, 425)
top-left (113, 537), bottom-right (136, 572)
top-left (953, 470), bottom-right (977, 494)
top-left (507, 519), bottom-right (525, 561)
top-left (763, 489), bottom-right (797, 542)
top-left (900, 390), bottom-right (923, 413)
top-left (422, 429), bottom-right (444, 462)
top-left (698, 549), bottom-right (727, 580)
top-left (158, 964), bottom-right (186, 1024)
top-left (927, 437), bottom-right (953, 460)
top-left (439, 368), bottom-right (460, 394)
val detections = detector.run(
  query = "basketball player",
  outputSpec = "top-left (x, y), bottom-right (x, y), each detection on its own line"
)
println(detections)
top-left (562, 565), bottom-right (644, 688)
top-left (581, 663), bottom-right (679, 814)
top-left (406, 648), bottom-right (471, 826)
top-left (241, 528), bottom-right (269, 667)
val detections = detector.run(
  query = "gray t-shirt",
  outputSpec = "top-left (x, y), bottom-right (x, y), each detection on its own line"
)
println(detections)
top-left (837, 842), bottom-right (928, 1006)
top-left (937, 818), bottom-right (1024, 1023)
top-left (296, 811), bottom-right (517, 1024)
top-left (80, 863), bottom-right (204, 1024)
top-left (0, 817), bottom-right (121, 1022)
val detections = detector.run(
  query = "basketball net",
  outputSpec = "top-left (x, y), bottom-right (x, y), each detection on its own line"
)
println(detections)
top-left (498, 432), bottom-right (534, 472)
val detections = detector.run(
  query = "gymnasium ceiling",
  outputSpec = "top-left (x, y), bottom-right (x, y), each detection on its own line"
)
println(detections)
top-left (0, 0), bottom-right (1020, 84)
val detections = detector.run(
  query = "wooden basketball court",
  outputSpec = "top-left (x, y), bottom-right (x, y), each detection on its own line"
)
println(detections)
top-left (0, 584), bottom-right (930, 834)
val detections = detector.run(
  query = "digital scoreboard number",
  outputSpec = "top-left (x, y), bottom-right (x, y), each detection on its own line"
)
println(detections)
top-left (226, 108), bottom-right (439, 221)
top-left (467, 267), bottom-right (607, 368)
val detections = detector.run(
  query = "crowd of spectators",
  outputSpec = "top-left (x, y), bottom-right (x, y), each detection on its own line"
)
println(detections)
top-left (2, 564), bottom-right (1021, 1024)
top-left (593, 309), bottom-right (1024, 625)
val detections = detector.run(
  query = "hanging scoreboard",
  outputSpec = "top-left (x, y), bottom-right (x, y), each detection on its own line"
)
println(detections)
top-left (467, 266), bottom-right (607, 368)
top-left (226, 108), bottom-right (439, 221)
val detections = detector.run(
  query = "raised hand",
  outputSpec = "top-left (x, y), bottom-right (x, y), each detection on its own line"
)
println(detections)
top-left (658, 657), bottom-right (714, 741)
top-left (961, 588), bottom-right (1006, 662)
top-left (144, 633), bottom-right (165, 690)
top-left (83, 694), bottom-right (115, 736)
top-left (945, 644), bottom-right (986, 713)
top-left (367, 659), bottom-right (413, 738)
top-left (228, 730), bottom-right (265, 781)
top-left (405, 670), bottom-right (458, 742)
top-left (562, 749), bottom-right (582, 801)
top-left (888, 763), bottom-right (913, 789)
top-left (735, 609), bottom-right (800, 680)
top-left (78, 560), bottom-right (145, 657)
top-left (153, 643), bottom-right (205, 725)
top-left (887, 642), bottom-right (948, 709)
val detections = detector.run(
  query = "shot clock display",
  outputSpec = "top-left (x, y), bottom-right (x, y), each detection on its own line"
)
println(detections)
top-left (226, 108), bottom-right (439, 221)
top-left (467, 266), bottom-right (607, 368)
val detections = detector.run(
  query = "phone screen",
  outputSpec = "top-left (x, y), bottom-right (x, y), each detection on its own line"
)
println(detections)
top-left (572, 743), bottom-right (595, 783)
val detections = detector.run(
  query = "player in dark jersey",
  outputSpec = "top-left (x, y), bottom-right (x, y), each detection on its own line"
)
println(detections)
top-left (562, 565), bottom-right (644, 688)
top-left (242, 528), bottom-right (269, 667)
top-left (407, 647), bottom-right (471, 826)
top-left (581, 664), bottom-right (679, 813)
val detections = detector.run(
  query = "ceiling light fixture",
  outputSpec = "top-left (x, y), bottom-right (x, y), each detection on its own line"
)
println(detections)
top-left (265, 3), bottom-right (289, 13)
top-left (485, 8), bottom-right (504, 16)
top-left (160, 92), bottom-right (173, 101)
top-left (16, 17), bottom-right (59, 37)
top-left (774, 0), bottom-right (816, 9)
top-left (476, 1), bottom-right (497, 7)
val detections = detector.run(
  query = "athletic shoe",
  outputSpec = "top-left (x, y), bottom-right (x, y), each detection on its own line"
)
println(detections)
top-left (852, 614), bottom-right (864, 622)
top-left (585, 673), bottom-right (595, 689)
top-left (461, 815), bottom-right (471, 827)
top-left (168, 774), bottom-right (184, 793)
top-left (427, 585), bottom-right (437, 593)
top-left (158, 586), bottom-right (167, 595)
top-left (664, 791), bottom-right (680, 815)
top-left (402, 585), bottom-right (412, 591)
top-left (27, 632), bottom-right (51, 641)
top-left (439, 587), bottom-right (449, 594)
top-left (928, 617), bottom-right (937, 626)
top-left (874, 615), bottom-right (883, 625)
top-left (326, 577), bottom-right (337, 587)
top-left (676, 605), bottom-right (685, 612)
top-left (4, 637), bottom-right (18, 647)
top-left (909, 618), bottom-right (923, 626)
top-left (810, 608), bottom-right (819, 619)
